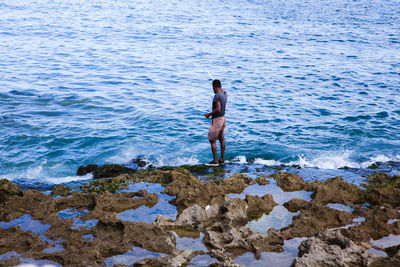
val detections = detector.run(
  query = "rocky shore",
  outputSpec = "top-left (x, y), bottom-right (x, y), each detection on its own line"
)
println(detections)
top-left (1, 164), bottom-right (400, 266)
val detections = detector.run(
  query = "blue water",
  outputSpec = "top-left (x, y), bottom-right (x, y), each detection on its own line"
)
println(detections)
top-left (0, 0), bottom-right (399, 185)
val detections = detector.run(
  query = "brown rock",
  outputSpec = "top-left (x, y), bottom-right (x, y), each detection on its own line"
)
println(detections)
top-left (245, 194), bottom-right (277, 220)
top-left (367, 172), bottom-right (392, 187)
top-left (272, 172), bottom-right (307, 192)
top-left (0, 179), bottom-right (23, 202)
top-left (220, 173), bottom-right (255, 194)
top-left (283, 198), bottom-right (309, 212)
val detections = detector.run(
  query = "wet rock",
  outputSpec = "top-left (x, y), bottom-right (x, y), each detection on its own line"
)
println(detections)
top-left (283, 198), bottom-right (309, 212)
top-left (281, 202), bottom-right (354, 239)
top-left (310, 176), bottom-right (363, 205)
top-left (340, 204), bottom-right (400, 243)
top-left (245, 194), bottom-right (277, 220)
top-left (0, 227), bottom-right (47, 254)
top-left (368, 163), bottom-right (379, 169)
top-left (220, 173), bottom-right (255, 194)
top-left (293, 229), bottom-right (378, 267)
top-left (80, 176), bottom-right (129, 193)
top-left (77, 164), bottom-right (98, 176)
top-left (255, 176), bottom-right (270, 185)
top-left (362, 187), bottom-right (400, 207)
top-left (94, 164), bottom-right (135, 179)
top-left (51, 185), bottom-right (71, 197)
top-left (134, 250), bottom-right (199, 267)
top-left (272, 172), bottom-right (307, 192)
top-left (0, 179), bottom-right (23, 202)
top-left (367, 172), bottom-right (393, 187)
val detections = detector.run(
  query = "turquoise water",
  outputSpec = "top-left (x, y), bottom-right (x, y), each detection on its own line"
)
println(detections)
top-left (0, 0), bottom-right (399, 185)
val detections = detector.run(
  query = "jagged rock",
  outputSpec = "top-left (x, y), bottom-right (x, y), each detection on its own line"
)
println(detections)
top-left (310, 176), bottom-right (363, 205)
top-left (245, 194), bottom-right (277, 220)
top-left (0, 179), bottom-right (23, 202)
top-left (220, 173), bottom-right (255, 194)
top-left (283, 198), bottom-right (309, 212)
top-left (94, 164), bottom-right (135, 179)
top-left (134, 250), bottom-right (199, 267)
top-left (255, 176), bottom-right (270, 185)
top-left (51, 184), bottom-right (71, 197)
top-left (281, 201), bottom-right (354, 239)
top-left (77, 164), bottom-right (98, 176)
top-left (272, 172), bottom-right (307, 192)
top-left (293, 229), bottom-right (378, 267)
top-left (367, 172), bottom-right (393, 187)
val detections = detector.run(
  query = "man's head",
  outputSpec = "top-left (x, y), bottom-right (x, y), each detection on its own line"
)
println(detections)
top-left (212, 79), bottom-right (222, 93)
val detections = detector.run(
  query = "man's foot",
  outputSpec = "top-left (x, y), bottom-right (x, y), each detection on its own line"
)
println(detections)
top-left (205, 160), bottom-right (219, 167)
top-left (218, 159), bottom-right (225, 165)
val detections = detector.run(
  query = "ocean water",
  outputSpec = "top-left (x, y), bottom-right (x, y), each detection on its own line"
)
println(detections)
top-left (0, 0), bottom-right (399, 186)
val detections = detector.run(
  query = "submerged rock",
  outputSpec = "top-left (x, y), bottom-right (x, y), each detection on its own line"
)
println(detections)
top-left (293, 229), bottom-right (378, 267)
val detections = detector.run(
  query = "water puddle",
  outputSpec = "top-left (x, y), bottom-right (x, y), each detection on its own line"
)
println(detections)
top-left (326, 203), bottom-right (354, 213)
top-left (18, 258), bottom-right (62, 266)
top-left (387, 219), bottom-right (400, 224)
top-left (248, 205), bottom-right (299, 233)
top-left (0, 214), bottom-right (50, 234)
top-left (175, 232), bottom-right (207, 252)
top-left (371, 234), bottom-right (400, 248)
top-left (118, 182), bottom-right (177, 224)
top-left (368, 248), bottom-right (388, 257)
top-left (82, 234), bottom-right (94, 241)
top-left (42, 243), bottom-right (64, 253)
top-left (235, 237), bottom-right (307, 267)
top-left (331, 217), bottom-right (365, 230)
top-left (0, 251), bottom-right (20, 261)
top-left (227, 180), bottom-right (312, 205)
top-left (56, 208), bottom-right (98, 229)
top-left (189, 254), bottom-right (217, 266)
top-left (104, 246), bottom-right (167, 266)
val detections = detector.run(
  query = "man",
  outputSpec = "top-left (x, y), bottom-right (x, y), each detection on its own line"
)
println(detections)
top-left (204, 79), bottom-right (228, 166)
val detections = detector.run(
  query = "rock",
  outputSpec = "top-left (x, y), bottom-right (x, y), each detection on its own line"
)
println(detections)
top-left (283, 198), bottom-right (309, 212)
top-left (0, 227), bottom-right (47, 254)
top-left (220, 173), bottom-right (255, 194)
top-left (77, 164), bottom-right (98, 176)
top-left (272, 172), bottom-right (307, 192)
top-left (51, 184), bottom-right (71, 197)
top-left (94, 164), bottom-right (135, 179)
top-left (293, 229), bottom-right (378, 267)
top-left (310, 176), bottom-right (363, 205)
top-left (367, 172), bottom-right (392, 186)
top-left (134, 250), bottom-right (199, 267)
top-left (255, 176), bottom-right (270, 185)
top-left (0, 179), bottom-right (23, 202)
top-left (281, 202), bottom-right (354, 239)
top-left (245, 194), bottom-right (277, 220)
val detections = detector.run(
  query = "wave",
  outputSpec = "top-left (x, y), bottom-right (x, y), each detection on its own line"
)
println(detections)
top-left (252, 151), bottom-right (400, 170)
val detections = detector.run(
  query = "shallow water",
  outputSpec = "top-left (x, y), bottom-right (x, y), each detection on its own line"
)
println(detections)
top-left (104, 246), bottom-right (167, 267)
top-left (0, 214), bottom-right (50, 234)
top-left (0, 0), bottom-right (399, 185)
top-left (235, 237), bottom-right (307, 267)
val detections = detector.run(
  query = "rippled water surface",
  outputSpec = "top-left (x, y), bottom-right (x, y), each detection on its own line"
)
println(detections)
top-left (0, 0), bottom-right (399, 184)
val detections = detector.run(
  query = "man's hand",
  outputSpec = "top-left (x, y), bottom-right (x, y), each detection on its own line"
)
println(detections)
top-left (204, 113), bottom-right (211, 118)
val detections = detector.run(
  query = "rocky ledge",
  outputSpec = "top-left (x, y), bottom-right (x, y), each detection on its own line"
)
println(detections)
top-left (1, 167), bottom-right (400, 266)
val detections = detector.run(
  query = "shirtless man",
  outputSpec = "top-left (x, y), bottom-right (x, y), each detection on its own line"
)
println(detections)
top-left (204, 79), bottom-right (228, 166)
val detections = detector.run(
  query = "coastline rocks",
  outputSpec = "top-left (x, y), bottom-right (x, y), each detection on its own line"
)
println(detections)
top-left (293, 229), bottom-right (378, 267)
top-left (94, 164), bottom-right (135, 179)
top-left (283, 198), bottom-right (309, 212)
top-left (220, 173), bottom-right (255, 194)
top-left (255, 176), bottom-right (270, 185)
top-left (77, 164), bottom-right (98, 176)
top-left (309, 176), bottom-right (363, 205)
top-left (245, 194), bottom-right (277, 220)
top-left (367, 172), bottom-right (393, 187)
top-left (272, 172), bottom-right (307, 191)
top-left (281, 202), bottom-right (354, 239)
top-left (0, 178), bottom-right (23, 202)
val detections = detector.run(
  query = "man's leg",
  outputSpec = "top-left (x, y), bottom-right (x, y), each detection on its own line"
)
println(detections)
top-left (209, 140), bottom-right (218, 163)
top-left (218, 137), bottom-right (225, 163)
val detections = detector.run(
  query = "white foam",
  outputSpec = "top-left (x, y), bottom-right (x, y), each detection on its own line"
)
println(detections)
top-left (154, 155), bottom-right (200, 167)
top-left (361, 154), bottom-right (400, 168)
top-left (232, 155), bottom-right (247, 164)
top-left (106, 146), bottom-right (138, 164)
top-left (253, 158), bottom-right (281, 166)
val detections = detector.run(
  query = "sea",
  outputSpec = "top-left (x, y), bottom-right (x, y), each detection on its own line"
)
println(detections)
top-left (0, 0), bottom-right (400, 188)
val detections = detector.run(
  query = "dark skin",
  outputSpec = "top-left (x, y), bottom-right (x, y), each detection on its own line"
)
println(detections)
top-left (204, 86), bottom-right (225, 164)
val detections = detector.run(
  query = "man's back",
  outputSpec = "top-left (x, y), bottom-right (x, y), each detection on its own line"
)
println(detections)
top-left (212, 90), bottom-right (228, 119)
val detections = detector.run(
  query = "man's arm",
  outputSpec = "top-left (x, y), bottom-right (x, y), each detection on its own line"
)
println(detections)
top-left (204, 101), bottom-right (221, 118)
